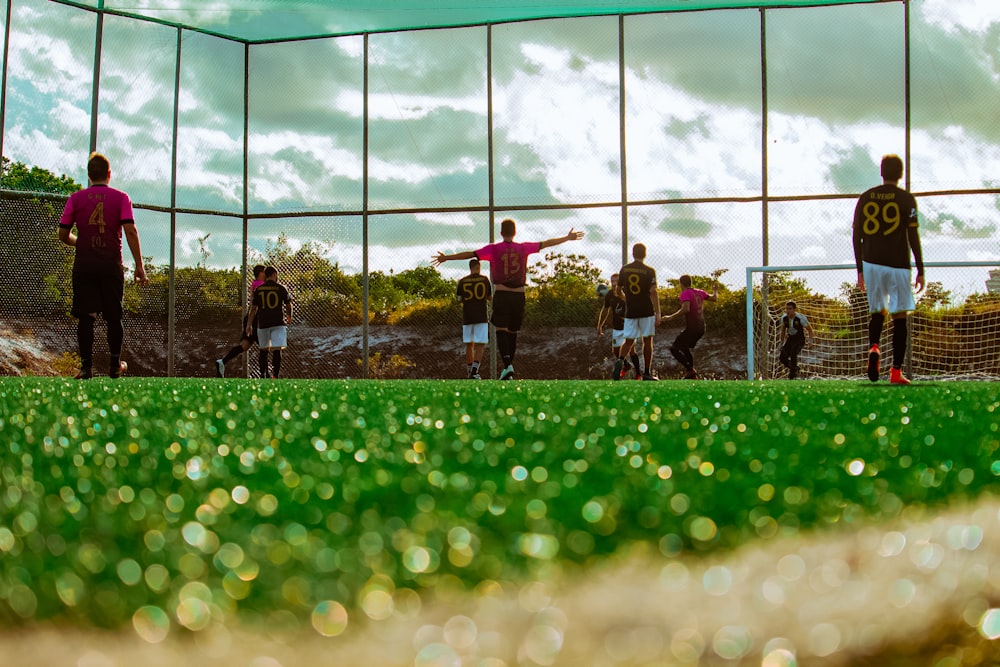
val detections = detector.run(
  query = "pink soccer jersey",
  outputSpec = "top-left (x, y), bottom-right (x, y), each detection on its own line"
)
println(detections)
top-left (474, 240), bottom-right (541, 288)
top-left (680, 287), bottom-right (709, 328)
top-left (59, 184), bottom-right (135, 272)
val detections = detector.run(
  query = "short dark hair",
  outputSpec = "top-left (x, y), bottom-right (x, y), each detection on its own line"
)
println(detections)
top-left (87, 152), bottom-right (110, 182)
top-left (786, 300), bottom-right (797, 309)
top-left (679, 274), bottom-right (691, 287)
top-left (881, 154), bottom-right (903, 182)
top-left (264, 266), bottom-right (278, 279)
top-left (632, 243), bottom-right (646, 260)
top-left (500, 218), bottom-right (516, 238)
top-left (252, 264), bottom-right (266, 277)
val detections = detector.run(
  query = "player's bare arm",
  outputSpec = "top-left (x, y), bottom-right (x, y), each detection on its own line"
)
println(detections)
top-left (597, 305), bottom-right (610, 337)
top-left (432, 250), bottom-right (476, 267)
top-left (538, 227), bottom-right (584, 250)
top-left (705, 279), bottom-right (720, 302)
top-left (651, 285), bottom-right (661, 326)
top-left (58, 227), bottom-right (77, 247)
top-left (123, 223), bottom-right (149, 285)
top-left (246, 305), bottom-right (258, 335)
top-left (908, 225), bottom-right (926, 293)
top-left (662, 301), bottom-right (689, 323)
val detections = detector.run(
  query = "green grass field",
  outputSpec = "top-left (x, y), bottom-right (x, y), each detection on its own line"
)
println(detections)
top-left (1, 377), bottom-right (999, 664)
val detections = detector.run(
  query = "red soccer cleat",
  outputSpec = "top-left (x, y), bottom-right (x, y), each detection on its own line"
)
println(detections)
top-left (889, 368), bottom-right (910, 385)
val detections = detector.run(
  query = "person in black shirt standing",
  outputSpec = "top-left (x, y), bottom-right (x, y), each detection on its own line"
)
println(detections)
top-left (852, 154), bottom-right (924, 385)
top-left (598, 273), bottom-right (640, 379)
top-left (246, 266), bottom-right (292, 379)
top-left (777, 300), bottom-right (814, 379)
top-left (456, 258), bottom-right (492, 379)
top-left (615, 243), bottom-right (661, 381)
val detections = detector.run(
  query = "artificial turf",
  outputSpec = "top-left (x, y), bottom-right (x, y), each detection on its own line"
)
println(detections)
top-left (0, 377), bottom-right (997, 630)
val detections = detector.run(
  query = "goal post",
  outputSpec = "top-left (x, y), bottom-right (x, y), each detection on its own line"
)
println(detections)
top-left (746, 262), bottom-right (1000, 381)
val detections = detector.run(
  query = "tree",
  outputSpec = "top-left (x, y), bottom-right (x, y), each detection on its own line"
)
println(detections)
top-left (917, 281), bottom-right (952, 310)
top-left (1, 157), bottom-right (80, 195)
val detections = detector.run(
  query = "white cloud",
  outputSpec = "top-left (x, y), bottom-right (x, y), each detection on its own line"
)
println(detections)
top-left (918, 0), bottom-right (1000, 34)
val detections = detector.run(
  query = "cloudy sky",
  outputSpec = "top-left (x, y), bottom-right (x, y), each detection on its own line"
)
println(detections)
top-left (3, 0), bottom-right (998, 295)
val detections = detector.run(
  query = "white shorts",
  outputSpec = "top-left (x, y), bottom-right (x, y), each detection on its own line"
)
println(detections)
top-left (258, 325), bottom-right (288, 349)
top-left (623, 316), bottom-right (656, 340)
top-left (863, 261), bottom-right (916, 314)
top-left (463, 322), bottom-right (489, 344)
top-left (611, 329), bottom-right (627, 348)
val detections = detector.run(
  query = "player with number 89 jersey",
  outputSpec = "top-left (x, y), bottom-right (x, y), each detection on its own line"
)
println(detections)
top-left (852, 175), bottom-right (920, 272)
top-left (852, 154), bottom-right (925, 385)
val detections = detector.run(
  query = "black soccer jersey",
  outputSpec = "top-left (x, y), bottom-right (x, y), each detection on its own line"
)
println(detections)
top-left (852, 184), bottom-right (921, 272)
top-left (457, 273), bottom-right (491, 325)
top-left (603, 290), bottom-right (626, 330)
top-left (618, 260), bottom-right (657, 318)
top-left (252, 280), bottom-right (291, 329)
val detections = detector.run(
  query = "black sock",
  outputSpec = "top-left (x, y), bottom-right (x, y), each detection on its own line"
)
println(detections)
top-left (77, 315), bottom-right (95, 369)
top-left (272, 349), bottom-right (282, 378)
top-left (508, 333), bottom-right (518, 364)
top-left (892, 318), bottom-right (908, 368)
top-left (259, 350), bottom-right (269, 378)
top-left (869, 313), bottom-right (885, 348)
top-left (497, 331), bottom-right (513, 367)
top-left (107, 318), bottom-right (124, 373)
top-left (630, 353), bottom-right (641, 373)
top-left (222, 345), bottom-right (243, 363)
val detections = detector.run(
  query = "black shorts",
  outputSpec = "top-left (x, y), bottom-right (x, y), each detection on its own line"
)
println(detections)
top-left (491, 290), bottom-right (526, 332)
top-left (673, 327), bottom-right (705, 350)
top-left (72, 269), bottom-right (124, 320)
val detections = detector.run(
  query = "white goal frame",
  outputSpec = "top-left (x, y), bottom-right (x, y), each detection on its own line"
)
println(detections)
top-left (745, 261), bottom-right (1000, 381)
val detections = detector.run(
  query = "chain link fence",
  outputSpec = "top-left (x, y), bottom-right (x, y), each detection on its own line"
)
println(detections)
top-left (1, 1), bottom-right (996, 379)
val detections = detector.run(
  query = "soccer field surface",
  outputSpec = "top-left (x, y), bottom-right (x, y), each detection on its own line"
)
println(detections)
top-left (1, 377), bottom-right (999, 665)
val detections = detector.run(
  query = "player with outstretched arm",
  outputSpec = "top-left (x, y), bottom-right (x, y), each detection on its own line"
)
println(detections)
top-left (433, 218), bottom-right (583, 380)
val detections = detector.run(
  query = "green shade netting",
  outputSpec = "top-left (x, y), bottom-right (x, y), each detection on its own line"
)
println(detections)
top-left (64, 0), bottom-right (890, 42)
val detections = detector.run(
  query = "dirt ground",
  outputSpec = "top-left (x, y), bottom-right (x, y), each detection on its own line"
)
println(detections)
top-left (0, 317), bottom-right (750, 380)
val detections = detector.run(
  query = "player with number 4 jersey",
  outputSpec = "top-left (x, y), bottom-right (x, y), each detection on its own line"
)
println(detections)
top-left (853, 154), bottom-right (925, 385)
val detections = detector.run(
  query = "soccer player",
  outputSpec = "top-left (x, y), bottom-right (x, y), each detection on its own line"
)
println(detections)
top-left (246, 266), bottom-right (293, 379)
top-left (778, 300), bottom-right (813, 380)
top-left (456, 258), bottom-right (492, 379)
top-left (215, 264), bottom-right (266, 377)
top-left (662, 274), bottom-right (718, 379)
top-left (432, 218), bottom-right (583, 380)
top-left (615, 243), bottom-right (660, 381)
top-left (598, 273), bottom-right (640, 379)
top-left (853, 154), bottom-right (925, 384)
top-left (58, 152), bottom-right (148, 379)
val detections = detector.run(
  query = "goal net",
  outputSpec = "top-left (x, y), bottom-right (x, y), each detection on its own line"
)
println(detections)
top-left (746, 263), bottom-right (1000, 381)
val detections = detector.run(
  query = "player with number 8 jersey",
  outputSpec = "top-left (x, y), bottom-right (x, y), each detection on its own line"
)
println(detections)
top-left (615, 243), bottom-right (660, 381)
top-left (852, 154), bottom-right (925, 384)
